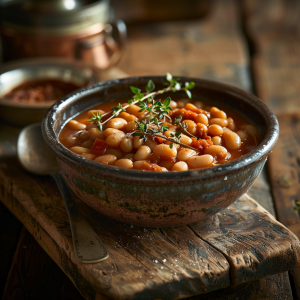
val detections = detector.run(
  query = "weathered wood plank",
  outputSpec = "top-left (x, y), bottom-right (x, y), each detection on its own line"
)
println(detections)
top-left (117, 0), bottom-right (251, 91)
top-left (189, 272), bottom-right (293, 300)
top-left (2, 227), bottom-right (84, 300)
top-left (243, 0), bottom-right (300, 114)
top-left (268, 113), bottom-right (300, 228)
top-left (190, 194), bottom-right (300, 286)
top-left (268, 112), bottom-right (300, 299)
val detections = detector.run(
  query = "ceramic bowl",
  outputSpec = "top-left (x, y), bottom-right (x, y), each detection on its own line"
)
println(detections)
top-left (42, 76), bottom-right (279, 227)
top-left (0, 58), bottom-right (100, 126)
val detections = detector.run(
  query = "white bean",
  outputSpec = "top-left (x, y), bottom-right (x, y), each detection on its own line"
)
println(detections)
top-left (223, 131), bottom-right (241, 150)
top-left (118, 112), bottom-right (138, 122)
top-left (89, 128), bottom-right (105, 140)
top-left (208, 124), bottom-right (223, 136)
top-left (125, 121), bottom-right (138, 132)
top-left (211, 136), bottom-right (222, 145)
top-left (177, 149), bottom-right (197, 161)
top-left (195, 114), bottom-right (208, 125)
top-left (79, 130), bottom-right (89, 140)
top-left (153, 144), bottom-right (177, 158)
top-left (236, 130), bottom-right (248, 142)
top-left (227, 118), bottom-right (236, 131)
top-left (87, 110), bottom-right (105, 118)
top-left (187, 155), bottom-right (214, 169)
top-left (67, 120), bottom-right (86, 131)
top-left (106, 131), bottom-right (125, 148)
top-left (120, 138), bottom-right (134, 152)
top-left (171, 161), bottom-right (188, 171)
top-left (209, 118), bottom-right (228, 127)
top-left (104, 128), bottom-right (120, 137)
top-left (94, 154), bottom-right (117, 165)
top-left (70, 146), bottom-right (91, 154)
top-left (133, 160), bottom-right (150, 169)
top-left (145, 138), bottom-right (158, 150)
top-left (204, 145), bottom-right (228, 158)
top-left (210, 107), bottom-right (227, 119)
top-left (182, 120), bottom-right (197, 136)
top-left (115, 159), bottom-right (133, 169)
top-left (107, 118), bottom-right (127, 129)
top-left (64, 136), bottom-right (77, 146)
top-left (133, 135), bottom-right (144, 149)
top-left (134, 145), bottom-right (151, 161)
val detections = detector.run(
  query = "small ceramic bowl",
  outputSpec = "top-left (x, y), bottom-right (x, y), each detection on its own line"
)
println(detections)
top-left (0, 58), bottom-right (100, 126)
top-left (42, 77), bottom-right (279, 227)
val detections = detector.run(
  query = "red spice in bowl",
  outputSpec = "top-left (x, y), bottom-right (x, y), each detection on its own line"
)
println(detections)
top-left (5, 79), bottom-right (82, 103)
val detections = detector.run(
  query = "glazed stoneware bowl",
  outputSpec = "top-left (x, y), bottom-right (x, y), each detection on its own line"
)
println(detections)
top-left (42, 77), bottom-right (279, 227)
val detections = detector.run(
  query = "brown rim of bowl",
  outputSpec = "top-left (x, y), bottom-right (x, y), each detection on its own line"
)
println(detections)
top-left (0, 57), bottom-right (101, 108)
top-left (42, 76), bottom-right (279, 185)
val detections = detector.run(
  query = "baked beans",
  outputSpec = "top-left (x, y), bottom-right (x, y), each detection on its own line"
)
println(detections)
top-left (59, 97), bottom-right (259, 172)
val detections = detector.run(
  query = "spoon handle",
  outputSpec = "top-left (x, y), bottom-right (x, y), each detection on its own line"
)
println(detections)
top-left (51, 173), bottom-right (109, 263)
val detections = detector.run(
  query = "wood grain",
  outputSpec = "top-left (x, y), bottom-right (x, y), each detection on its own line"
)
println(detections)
top-left (116, 0), bottom-right (251, 91)
top-left (243, 0), bottom-right (300, 114)
top-left (268, 113), bottom-right (300, 228)
top-left (189, 272), bottom-right (293, 300)
top-left (190, 194), bottom-right (300, 286)
top-left (268, 113), bottom-right (300, 299)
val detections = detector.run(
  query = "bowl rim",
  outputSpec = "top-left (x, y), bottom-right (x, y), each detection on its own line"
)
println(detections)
top-left (0, 57), bottom-right (101, 108)
top-left (42, 76), bottom-right (279, 184)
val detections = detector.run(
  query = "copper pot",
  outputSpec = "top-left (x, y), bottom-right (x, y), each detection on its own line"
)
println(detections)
top-left (0, 0), bottom-right (126, 69)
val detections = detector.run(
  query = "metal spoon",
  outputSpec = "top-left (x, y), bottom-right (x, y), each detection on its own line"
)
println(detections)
top-left (17, 123), bottom-right (109, 263)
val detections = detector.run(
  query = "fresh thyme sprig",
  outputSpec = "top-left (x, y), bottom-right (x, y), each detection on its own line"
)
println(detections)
top-left (139, 96), bottom-right (173, 123)
top-left (87, 112), bottom-right (103, 131)
top-left (87, 73), bottom-right (195, 130)
top-left (87, 73), bottom-right (197, 151)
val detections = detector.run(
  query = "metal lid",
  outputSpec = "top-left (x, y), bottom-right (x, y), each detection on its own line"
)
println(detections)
top-left (0, 0), bottom-right (111, 34)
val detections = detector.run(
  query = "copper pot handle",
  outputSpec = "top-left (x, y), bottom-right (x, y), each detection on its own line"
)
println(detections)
top-left (76, 20), bottom-right (127, 69)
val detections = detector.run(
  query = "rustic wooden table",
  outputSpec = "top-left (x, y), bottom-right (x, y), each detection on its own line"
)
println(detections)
top-left (1, 0), bottom-right (300, 299)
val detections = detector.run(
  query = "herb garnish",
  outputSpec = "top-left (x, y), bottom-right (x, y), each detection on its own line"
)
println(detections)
top-left (87, 73), bottom-right (197, 151)
top-left (87, 112), bottom-right (103, 131)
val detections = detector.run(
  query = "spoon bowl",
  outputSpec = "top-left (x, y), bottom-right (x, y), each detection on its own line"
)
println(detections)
top-left (18, 123), bottom-right (60, 175)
